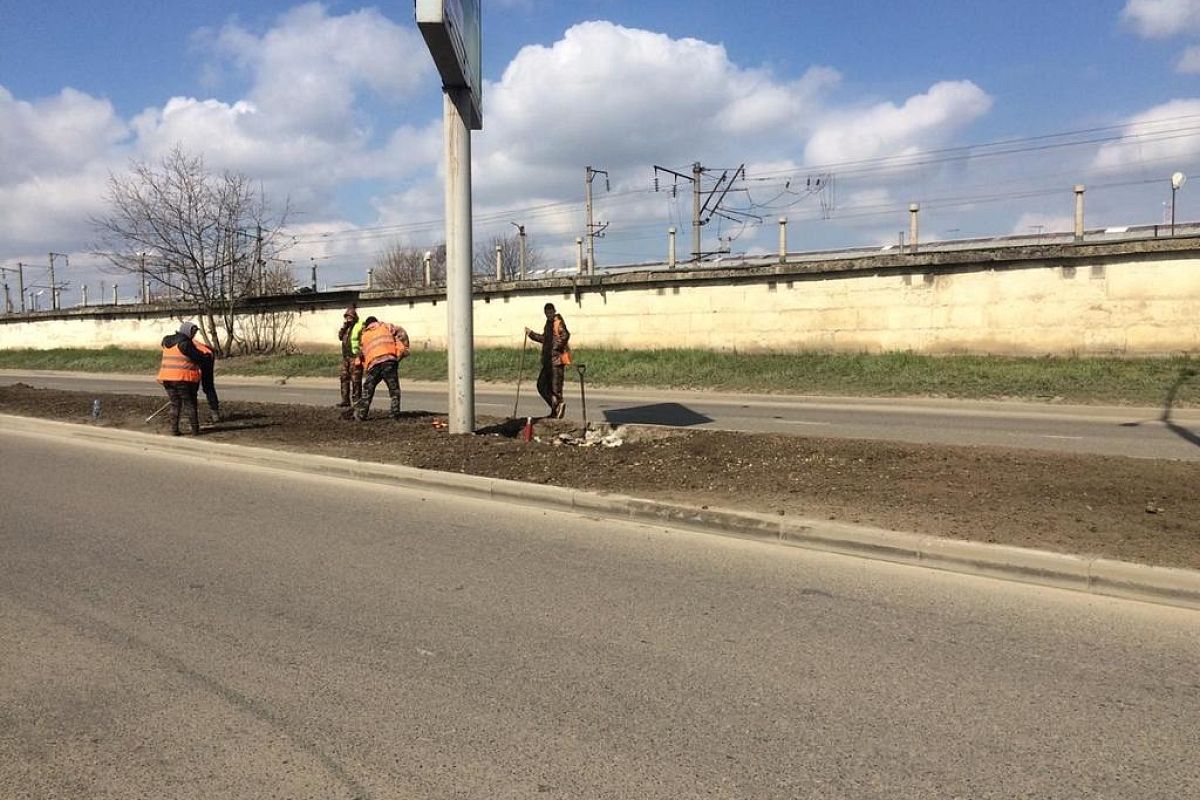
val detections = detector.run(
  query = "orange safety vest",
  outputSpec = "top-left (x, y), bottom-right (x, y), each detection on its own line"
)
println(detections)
top-left (554, 317), bottom-right (572, 365)
top-left (194, 341), bottom-right (212, 357)
top-left (361, 323), bottom-right (408, 367)
top-left (157, 344), bottom-right (201, 383)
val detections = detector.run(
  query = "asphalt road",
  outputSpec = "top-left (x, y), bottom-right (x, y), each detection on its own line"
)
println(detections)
top-left (2, 428), bottom-right (1199, 798)
top-left (4, 369), bottom-right (1200, 460)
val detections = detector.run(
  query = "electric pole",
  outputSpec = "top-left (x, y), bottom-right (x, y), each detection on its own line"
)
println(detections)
top-left (49, 252), bottom-right (68, 310)
top-left (692, 162), bottom-right (702, 263)
top-left (254, 225), bottom-right (264, 295)
top-left (585, 166), bottom-right (609, 275)
top-left (653, 163), bottom-right (745, 263)
top-left (17, 263), bottom-right (25, 312)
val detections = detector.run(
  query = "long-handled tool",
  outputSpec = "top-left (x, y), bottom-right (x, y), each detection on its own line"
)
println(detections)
top-left (512, 333), bottom-right (529, 418)
top-left (575, 363), bottom-right (589, 431)
top-left (144, 401), bottom-right (171, 423)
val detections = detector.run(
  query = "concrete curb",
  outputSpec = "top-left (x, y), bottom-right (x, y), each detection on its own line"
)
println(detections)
top-left (4, 413), bottom-right (1199, 612)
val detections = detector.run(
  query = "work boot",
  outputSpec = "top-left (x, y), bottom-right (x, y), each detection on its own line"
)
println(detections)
top-left (555, 401), bottom-right (566, 419)
top-left (209, 408), bottom-right (222, 423)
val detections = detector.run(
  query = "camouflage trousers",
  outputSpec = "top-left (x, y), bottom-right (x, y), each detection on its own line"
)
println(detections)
top-left (355, 361), bottom-right (400, 420)
top-left (339, 356), bottom-right (363, 406)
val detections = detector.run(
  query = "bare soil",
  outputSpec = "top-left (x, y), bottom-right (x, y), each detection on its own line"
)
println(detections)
top-left (3, 383), bottom-right (1199, 570)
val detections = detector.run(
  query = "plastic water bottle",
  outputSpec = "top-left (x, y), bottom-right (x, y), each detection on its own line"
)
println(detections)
top-left (91, 399), bottom-right (101, 419)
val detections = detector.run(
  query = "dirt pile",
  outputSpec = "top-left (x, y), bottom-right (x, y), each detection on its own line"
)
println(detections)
top-left (3, 383), bottom-right (1198, 569)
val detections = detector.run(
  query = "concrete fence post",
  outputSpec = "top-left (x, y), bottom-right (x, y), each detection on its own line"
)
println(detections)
top-left (367, 268), bottom-right (374, 290)
top-left (668, 227), bottom-right (677, 269)
top-left (495, 243), bottom-right (503, 281)
top-left (778, 217), bottom-right (788, 263)
top-left (423, 251), bottom-right (432, 287)
top-left (112, 284), bottom-right (118, 305)
top-left (576, 237), bottom-right (584, 274)
top-left (909, 203), bottom-right (920, 253)
top-left (81, 285), bottom-right (88, 307)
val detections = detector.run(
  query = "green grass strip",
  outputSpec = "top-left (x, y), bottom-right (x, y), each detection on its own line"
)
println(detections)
top-left (0, 346), bottom-right (1196, 406)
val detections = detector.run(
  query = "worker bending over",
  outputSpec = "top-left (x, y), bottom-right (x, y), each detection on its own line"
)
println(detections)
top-left (352, 316), bottom-right (410, 421)
top-left (157, 320), bottom-right (212, 436)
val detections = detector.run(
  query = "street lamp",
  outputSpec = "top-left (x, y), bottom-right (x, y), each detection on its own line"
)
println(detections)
top-left (1171, 171), bottom-right (1187, 235)
top-left (510, 221), bottom-right (526, 279)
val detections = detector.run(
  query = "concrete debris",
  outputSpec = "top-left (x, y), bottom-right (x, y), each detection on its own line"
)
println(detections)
top-left (552, 427), bottom-right (624, 448)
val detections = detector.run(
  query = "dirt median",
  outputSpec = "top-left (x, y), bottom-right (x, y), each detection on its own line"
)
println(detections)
top-left (3, 382), bottom-right (1198, 570)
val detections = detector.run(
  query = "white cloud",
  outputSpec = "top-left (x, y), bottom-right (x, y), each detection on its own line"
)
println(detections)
top-left (0, 164), bottom-right (114, 250)
top-left (213, 2), bottom-right (431, 138)
top-left (1122, 0), bottom-right (1200, 37)
top-left (0, 86), bottom-right (128, 183)
top-left (366, 21), bottom-right (996, 269)
top-left (474, 21), bottom-right (839, 201)
top-left (803, 81), bottom-right (992, 167)
top-left (1177, 44), bottom-right (1200, 71)
top-left (1092, 98), bottom-right (1200, 170)
top-left (129, 3), bottom-right (435, 183)
top-left (3, 12), bottom-right (1003, 282)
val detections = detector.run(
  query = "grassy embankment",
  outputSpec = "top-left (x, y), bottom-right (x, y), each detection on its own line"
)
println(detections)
top-left (0, 346), bottom-right (1196, 406)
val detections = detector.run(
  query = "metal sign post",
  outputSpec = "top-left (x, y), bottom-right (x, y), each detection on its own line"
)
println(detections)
top-left (417, 0), bottom-right (482, 434)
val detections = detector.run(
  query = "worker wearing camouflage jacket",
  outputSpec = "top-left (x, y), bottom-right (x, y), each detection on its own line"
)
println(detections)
top-left (337, 306), bottom-right (363, 408)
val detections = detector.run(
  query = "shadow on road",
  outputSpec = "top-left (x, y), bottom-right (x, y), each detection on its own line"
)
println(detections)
top-left (1160, 364), bottom-right (1200, 449)
top-left (602, 402), bottom-right (713, 427)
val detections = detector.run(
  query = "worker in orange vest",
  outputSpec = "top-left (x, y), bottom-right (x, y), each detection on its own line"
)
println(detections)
top-left (156, 320), bottom-right (211, 436)
top-left (192, 338), bottom-right (221, 422)
top-left (351, 316), bottom-right (410, 421)
top-left (525, 302), bottom-right (571, 418)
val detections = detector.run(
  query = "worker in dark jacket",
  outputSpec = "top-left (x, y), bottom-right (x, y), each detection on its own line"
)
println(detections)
top-left (192, 338), bottom-right (221, 422)
top-left (337, 306), bottom-right (363, 408)
top-left (156, 320), bottom-right (212, 436)
top-left (525, 302), bottom-right (571, 418)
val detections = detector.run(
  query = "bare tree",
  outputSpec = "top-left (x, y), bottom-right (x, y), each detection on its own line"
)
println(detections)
top-left (373, 243), bottom-right (446, 289)
top-left (92, 146), bottom-right (291, 356)
top-left (472, 232), bottom-right (543, 280)
top-left (234, 260), bottom-right (301, 355)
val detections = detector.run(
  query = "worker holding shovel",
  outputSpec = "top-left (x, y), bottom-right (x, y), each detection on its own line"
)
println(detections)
top-left (156, 320), bottom-right (210, 436)
top-left (525, 302), bottom-right (571, 418)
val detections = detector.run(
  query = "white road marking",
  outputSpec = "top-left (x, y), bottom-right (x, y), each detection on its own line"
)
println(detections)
top-left (1039, 434), bottom-right (1083, 440)
top-left (774, 420), bottom-right (833, 426)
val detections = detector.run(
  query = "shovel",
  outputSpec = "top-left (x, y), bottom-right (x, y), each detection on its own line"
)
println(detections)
top-left (575, 363), bottom-right (589, 431)
top-left (144, 401), bottom-right (171, 423)
top-left (512, 333), bottom-right (529, 418)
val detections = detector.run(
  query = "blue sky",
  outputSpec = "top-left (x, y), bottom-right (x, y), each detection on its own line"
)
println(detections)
top-left (3, 0), bottom-right (1200, 295)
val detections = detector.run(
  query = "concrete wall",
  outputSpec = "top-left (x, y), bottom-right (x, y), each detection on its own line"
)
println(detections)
top-left (3, 239), bottom-right (1199, 356)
